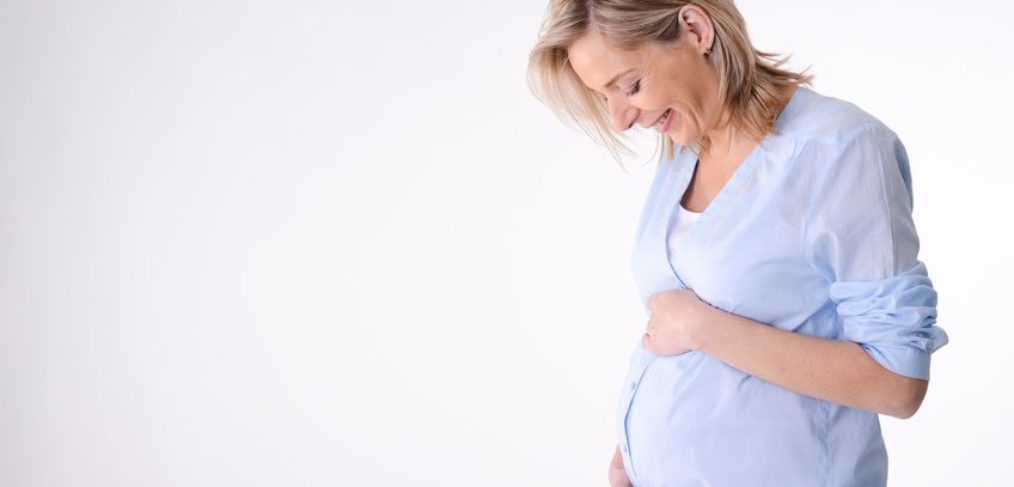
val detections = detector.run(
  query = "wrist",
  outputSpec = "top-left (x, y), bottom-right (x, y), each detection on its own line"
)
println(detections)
top-left (694, 303), bottom-right (727, 352)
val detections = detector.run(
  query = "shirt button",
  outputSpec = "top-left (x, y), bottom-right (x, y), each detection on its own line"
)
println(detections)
top-left (621, 444), bottom-right (628, 453)
top-left (630, 381), bottom-right (637, 390)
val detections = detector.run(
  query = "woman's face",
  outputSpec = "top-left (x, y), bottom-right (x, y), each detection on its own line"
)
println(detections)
top-left (567, 21), bottom-right (721, 146)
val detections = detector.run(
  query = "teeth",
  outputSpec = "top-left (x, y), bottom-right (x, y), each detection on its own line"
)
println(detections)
top-left (654, 109), bottom-right (670, 127)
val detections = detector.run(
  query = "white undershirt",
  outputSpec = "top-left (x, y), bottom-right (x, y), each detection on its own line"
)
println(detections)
top-left (668, 203), bottom-right (702, 253)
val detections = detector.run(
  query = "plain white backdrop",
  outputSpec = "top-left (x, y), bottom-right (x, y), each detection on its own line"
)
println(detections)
top-left (1, 1), bottom-right (1011, 485)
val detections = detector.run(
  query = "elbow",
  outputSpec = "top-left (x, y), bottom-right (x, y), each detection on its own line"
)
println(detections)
top-left (885, 402), bottom-right (919, 420)
top-left (883, 377), bottom-right (928, 420)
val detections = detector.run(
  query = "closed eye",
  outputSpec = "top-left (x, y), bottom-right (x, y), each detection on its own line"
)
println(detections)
top-left (626, 79), bottom-right (641, 97)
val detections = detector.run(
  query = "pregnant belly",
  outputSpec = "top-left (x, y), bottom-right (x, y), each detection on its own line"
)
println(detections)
top-left (621, 346), bottom-right (826, 485)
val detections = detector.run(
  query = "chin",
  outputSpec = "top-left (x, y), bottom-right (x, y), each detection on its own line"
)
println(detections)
top-left (667, 132), bottom-right (695, 147)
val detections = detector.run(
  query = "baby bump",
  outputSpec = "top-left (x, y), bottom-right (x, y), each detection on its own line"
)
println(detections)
top-left (622, 349), bottom-right (827, 485)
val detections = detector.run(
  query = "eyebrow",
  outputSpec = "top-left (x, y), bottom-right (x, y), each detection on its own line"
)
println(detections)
top-left (603, 68), bottom-right (636, 91)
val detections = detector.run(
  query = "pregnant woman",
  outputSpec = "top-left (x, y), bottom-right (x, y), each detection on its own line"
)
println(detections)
top-left (527, 1), bottom-right (949, 486)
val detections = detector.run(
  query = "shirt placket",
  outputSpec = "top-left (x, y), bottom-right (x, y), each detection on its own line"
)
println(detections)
top-left (618, 349), bottom-right (656, 486)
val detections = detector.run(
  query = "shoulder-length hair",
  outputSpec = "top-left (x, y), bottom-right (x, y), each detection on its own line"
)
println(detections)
top-left (527, 0), bottom-right (812, 167)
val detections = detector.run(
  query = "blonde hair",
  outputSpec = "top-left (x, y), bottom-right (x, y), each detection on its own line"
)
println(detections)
top-left (527, 0), bottom-right (812, 168)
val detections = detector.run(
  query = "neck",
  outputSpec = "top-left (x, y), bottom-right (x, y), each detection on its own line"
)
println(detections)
top-left (701, 84), bottom-right (798, 161)
top-left (701, 118), bottom-right (747, 159)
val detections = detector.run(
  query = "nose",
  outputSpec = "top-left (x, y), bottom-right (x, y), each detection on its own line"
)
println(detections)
top-left (607, 97), bottom-right (639, 132)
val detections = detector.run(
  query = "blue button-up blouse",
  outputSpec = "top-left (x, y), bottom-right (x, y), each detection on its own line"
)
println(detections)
top-left (617, 86), bottom-right (949, 487)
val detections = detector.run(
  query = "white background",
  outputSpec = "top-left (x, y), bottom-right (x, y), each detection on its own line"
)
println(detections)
top-left (1, 1), bottom-right (1011, 485)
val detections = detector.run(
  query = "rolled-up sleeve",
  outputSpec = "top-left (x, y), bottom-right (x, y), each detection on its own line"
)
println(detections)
top-left (802, 122), bottom-right (949, 380)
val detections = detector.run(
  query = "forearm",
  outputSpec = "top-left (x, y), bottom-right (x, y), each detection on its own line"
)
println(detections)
top-left (695, 306), bottom-right (927, 418)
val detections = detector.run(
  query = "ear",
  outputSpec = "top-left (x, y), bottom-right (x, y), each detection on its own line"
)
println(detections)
top-left (676, 4), bottom-right (715, 55)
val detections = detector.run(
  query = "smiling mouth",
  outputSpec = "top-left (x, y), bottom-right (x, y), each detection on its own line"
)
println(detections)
top-left (651, 109), bottom-right (672, 129)
top-left (651, 109), bottom-right (673, 131)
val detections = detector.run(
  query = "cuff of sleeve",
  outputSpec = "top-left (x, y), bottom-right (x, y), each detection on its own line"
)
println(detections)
top-left (859, 342), bottom-right (932, 380)
top-left (830, 261), bottom-right (949, 381)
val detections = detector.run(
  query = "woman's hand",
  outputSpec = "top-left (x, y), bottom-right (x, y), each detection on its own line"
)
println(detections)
top-left (608, 445), bottom-right (632, 487)
top-left (642, 289), bottom-right (714, 356)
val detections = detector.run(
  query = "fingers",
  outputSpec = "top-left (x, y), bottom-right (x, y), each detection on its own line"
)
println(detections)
top-left (641, 332), bottom-right (655, 354)
top-left (645, 316), bottom-right (658, 334)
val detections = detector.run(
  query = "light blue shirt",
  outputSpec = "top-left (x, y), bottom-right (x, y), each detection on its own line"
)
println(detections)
top-left (618, 86), bottom-right (949, 487)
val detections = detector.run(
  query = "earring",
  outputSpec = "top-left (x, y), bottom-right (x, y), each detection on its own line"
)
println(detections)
top-left (703, 47), bottom-right (712, 56)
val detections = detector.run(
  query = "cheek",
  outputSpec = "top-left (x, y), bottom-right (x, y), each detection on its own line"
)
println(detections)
top-left (667, 113), bottom-right (700, 145)
top-left (636, 93), bottom-right (667, 114)
top-left (674, 106), bottom-right (705, 134)
top-left (676, 110), bottom-right (696, 133)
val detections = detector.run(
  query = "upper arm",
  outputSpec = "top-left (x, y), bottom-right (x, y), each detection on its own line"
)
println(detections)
top-left (801, 123), bottom-right (948, 382)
